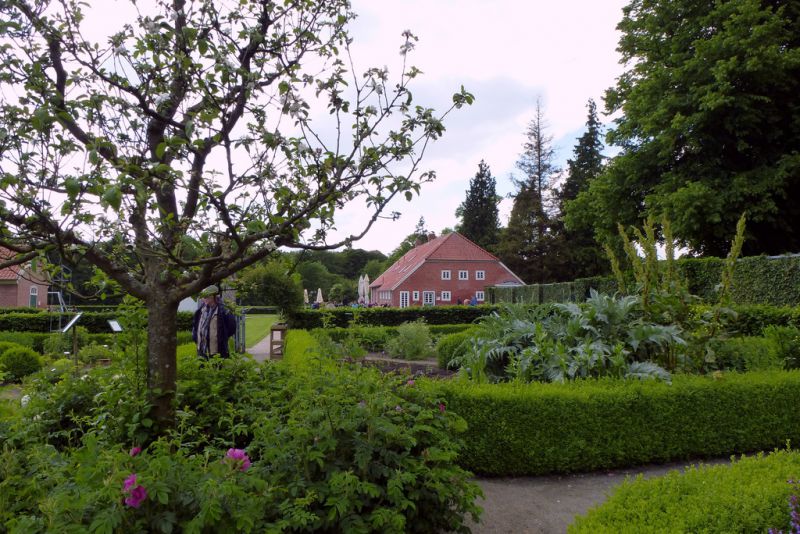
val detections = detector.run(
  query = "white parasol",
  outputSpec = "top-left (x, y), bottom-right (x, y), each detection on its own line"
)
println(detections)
top-left (315, 287), bottom-right (324, 304)
top-left (303, 288), bottom-right (309, 305)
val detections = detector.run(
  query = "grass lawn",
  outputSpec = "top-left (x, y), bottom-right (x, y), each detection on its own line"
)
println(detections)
top-left (245, 314), bottom-right (279, 348)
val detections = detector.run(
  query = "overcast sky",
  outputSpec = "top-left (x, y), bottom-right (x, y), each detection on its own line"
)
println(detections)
top-left (331, 0), bottom-right (630, 254)
top-left (76, 0), bottom-right (631, 256)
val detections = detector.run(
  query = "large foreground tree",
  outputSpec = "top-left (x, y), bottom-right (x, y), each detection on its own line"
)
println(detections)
top-left (575, 0), bottom-right (800, 255)
top-left (0, 0), bottom-right (471, 427)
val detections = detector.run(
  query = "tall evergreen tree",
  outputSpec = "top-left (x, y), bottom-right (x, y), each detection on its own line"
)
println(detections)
top-left (497, 99), bottom-right (564, 283)
top-left (456, 160), bottom-right (500, 249)
top-left (561, 100), bottom-right (604, 207)
top-left (559, 99), bottom-right (608, 278)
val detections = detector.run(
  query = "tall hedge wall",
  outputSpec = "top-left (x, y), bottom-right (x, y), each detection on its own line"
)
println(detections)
top-left (433, 371), bottom-right (800, 476)
top-left (488, 254), bottom-right (800, 306)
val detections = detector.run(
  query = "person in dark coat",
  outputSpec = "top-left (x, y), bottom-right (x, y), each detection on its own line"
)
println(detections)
top-left (192, 285), bottom-right (237, 358)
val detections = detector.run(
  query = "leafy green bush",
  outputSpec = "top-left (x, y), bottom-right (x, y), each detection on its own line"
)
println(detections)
top-left (385, 320), bottom-right (433, 360)
top-left (2, 356), bottom-right (482, 532)
top-left (0, 346), bottom-right (43, 382)
top-left (452, 293), bottom-right (677, 383)
top-left (436, 329), bottom-right (477, 369)
top-left (765, 325), bottom-right (800, 369)
top-left (318, 324), bottom-right (474, 353)
top-left (77, 343), bottom-right (114, 364)
top-left (432, 370), bottom-right (800, 476)
top-left (569, 449), bottom-right (800, 533)
top-left (710, 336), bottom-right (783, 372)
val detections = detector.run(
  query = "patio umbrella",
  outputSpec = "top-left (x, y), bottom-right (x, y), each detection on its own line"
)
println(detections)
top-left (315, 288), bottom-right (324, 304)
top-left (303, 288), bottom-right (309, 305)
top-left (363, 273), bottom-right (370, 303)
top-left (357, 274), bottom-right (365, 302)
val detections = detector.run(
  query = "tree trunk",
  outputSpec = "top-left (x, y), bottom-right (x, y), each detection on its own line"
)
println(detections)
top-left (146, 294), bottom-right (180, 431)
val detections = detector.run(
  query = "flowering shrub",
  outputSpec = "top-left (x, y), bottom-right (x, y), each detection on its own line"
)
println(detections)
top-left (0, 354), bottom-right (482, 532)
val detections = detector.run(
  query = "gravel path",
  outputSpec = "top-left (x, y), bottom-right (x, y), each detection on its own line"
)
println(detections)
top-left (467, 458), bottom-right (731, 533)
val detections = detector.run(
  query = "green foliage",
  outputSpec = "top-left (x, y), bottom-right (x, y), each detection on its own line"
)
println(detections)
top-left (315, 324), bottom-right (473, 353)
top-left (42, 326), bottom-right (90, 357)
top-left (569, 449), bottom-right (800, 533)
top-left (456, 160), bottom-right (500, 250)
top-left (453, 294), bottom-right (678, 384)
top-left (435, 329), bottom-right (478, 369)
top-left (765, 325), bottom-right (800, 369)
top-left (577, 0), bottom-right (800, 256)
top-left (710, 336), bottom-right (783, 372)
top-left (385, 320), bottom-right (433, 360)
top-left (0, 346), bottom-right (42, 382)
top-left (289, 305), bottom-right (497, 329)
top-left (77, 343), bottom-right (114, 364)
top-left (434, 370), bottom-right (800, 476)
top-left (2, 356), bottom-right (482, 532)
top-left (236, 260), bottom-right (304, 312)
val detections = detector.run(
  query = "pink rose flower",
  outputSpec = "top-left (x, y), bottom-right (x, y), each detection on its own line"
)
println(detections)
top-left (225, 448), bottom-right (251, 472)
top-left (129, 446), bottom-right (142, 457)
top-left (122, 473), bottom-right (147, 508)
top-left (406, 379), bottom-right (415, 386)
top-left (438, 403), bottom-right (446, 413)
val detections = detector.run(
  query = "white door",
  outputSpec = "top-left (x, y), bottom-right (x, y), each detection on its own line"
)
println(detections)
top-left (422, 291), bottom-right (435, 306)
top-left (399, 291), bottom-right (409, 308)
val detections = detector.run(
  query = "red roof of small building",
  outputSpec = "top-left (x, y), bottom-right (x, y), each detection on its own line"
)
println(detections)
top-left (371, 232), bottom-right (521, 291)
top-left (0, 247), bottom-right (21, 280)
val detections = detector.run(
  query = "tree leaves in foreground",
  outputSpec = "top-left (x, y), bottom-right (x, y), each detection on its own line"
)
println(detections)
top-left (0, 0), bottom-right (472, 427)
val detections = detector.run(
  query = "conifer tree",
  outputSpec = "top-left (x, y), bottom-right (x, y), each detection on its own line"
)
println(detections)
top-left (456, 160), bottom-right (500, 250)
top-left (559, 99), bottom-right (608, 278)
top-left (497, 99), bottom-right (564, 282)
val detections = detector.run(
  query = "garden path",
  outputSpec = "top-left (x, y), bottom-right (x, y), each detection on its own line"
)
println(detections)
top-left (467, 457), bottom-right (730, 533)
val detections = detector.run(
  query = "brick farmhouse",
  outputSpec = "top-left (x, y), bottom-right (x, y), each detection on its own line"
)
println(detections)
top-left (369, 232), bottom-right (523, 307)
top-left (0, 248), bottom-right (49, 309)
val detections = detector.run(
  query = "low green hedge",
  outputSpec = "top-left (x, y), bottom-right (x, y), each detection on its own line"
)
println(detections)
top-left (569, 449), bottom-right (800, 533)
top-left (287, 305), bottom-right (497, 329)
top-left (0, 311), bottom-right (194, 333)
top-left (432, 371), bottom-right (800, 476)
top-left (0, 331), bottom-right (193, 353)
top-left (315, 324), bottom-right (474, 352)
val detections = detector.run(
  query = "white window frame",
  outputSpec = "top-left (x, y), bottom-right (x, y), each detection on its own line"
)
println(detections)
top-left (399, 291), bottom-right (410, 308)
top-left (422, 291), bottom-right (435, 306)
top-left (29, 286), bottom-right (38, 307)
top-left (476, 291), bottom-right (485, 302)
top-left (475, 270), bottom-right (485, 280)
top-left (441, 270), bottom-right (451, 280)
top-left (412, 291), bottom-right (419, 301)
top-left (441, 291), bottom-right (451, 302)
top-left (458, 270), bottom-right (469, 280)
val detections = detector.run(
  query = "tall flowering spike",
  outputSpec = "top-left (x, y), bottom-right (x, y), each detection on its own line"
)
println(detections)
top-left (225, 448), bottom-right (251, 472)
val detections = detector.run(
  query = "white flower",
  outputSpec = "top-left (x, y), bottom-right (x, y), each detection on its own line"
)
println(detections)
top-left (33, 414), bottom-right (41, 421)
top-left (20, 395), bottom-right (30, 407)
top-left (114, 43), bottom-right (128, 56)
top-left (80, 374), bottom-right (89, 381)
top-left (143, 19), bottom-right (158, 33)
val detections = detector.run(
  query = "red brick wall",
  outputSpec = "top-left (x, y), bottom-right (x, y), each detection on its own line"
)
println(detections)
top-left (15, 275), bottom-right (48, 308)
top-left (0, 284), bottom-right (17, 308)
top-left (391, 260), bottom-right (520, 307)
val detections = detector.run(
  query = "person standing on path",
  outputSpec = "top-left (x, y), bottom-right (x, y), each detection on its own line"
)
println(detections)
top-left (192, 285), bottom-right (237, 358)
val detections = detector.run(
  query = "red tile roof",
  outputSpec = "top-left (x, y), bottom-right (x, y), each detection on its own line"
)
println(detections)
top-left (371, 232), bottom-right (511, 291)
top-left (0, 247), bottom-right (21, 280)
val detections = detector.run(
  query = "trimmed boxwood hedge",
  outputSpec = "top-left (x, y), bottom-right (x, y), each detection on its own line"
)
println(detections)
top-left (569, 449), bottom-right (800, 533)
top-left (0, 311), bottom-right (194, 333)
top-left (287, 305), bottom-right (497, 329)
top-left (432, 371), bottom-right (800, 476)
top-left (317, 324), bottom-right (474, 351)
